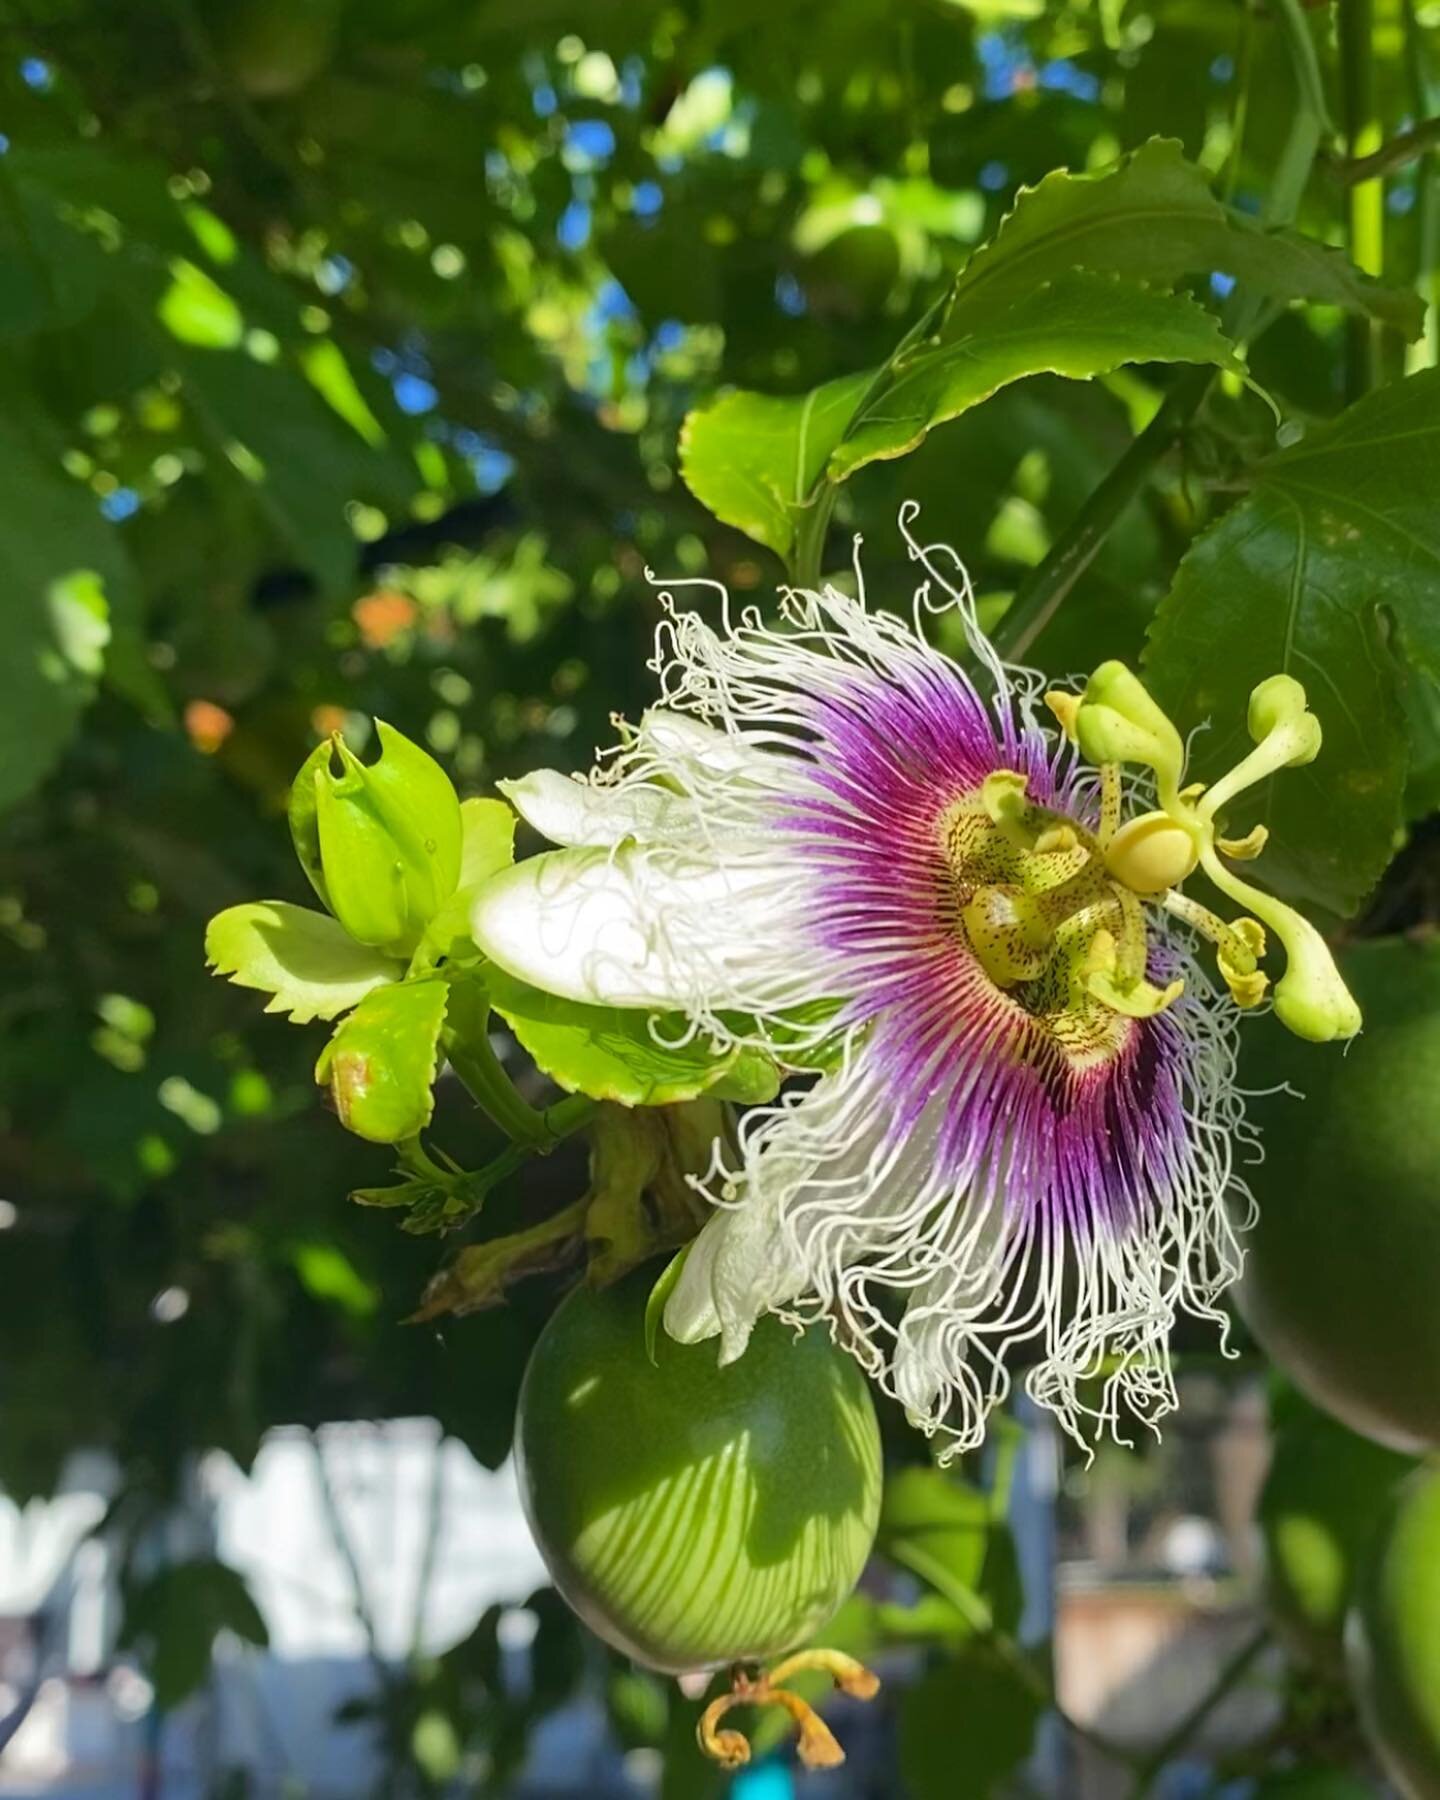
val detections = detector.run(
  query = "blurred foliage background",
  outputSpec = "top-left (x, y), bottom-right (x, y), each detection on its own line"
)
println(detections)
top-left (0, 0), bottom-right (1437, 1793)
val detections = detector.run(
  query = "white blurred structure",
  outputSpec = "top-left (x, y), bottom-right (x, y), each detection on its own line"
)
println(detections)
top-left (0, 1421), bottom-right (552, 1797)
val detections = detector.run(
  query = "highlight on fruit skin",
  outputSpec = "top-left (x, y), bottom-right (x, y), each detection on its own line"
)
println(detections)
top-left (1259, 1394), bottom-right (1416, 1678)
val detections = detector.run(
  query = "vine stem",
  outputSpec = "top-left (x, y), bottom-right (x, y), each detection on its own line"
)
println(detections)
top-left (443, 1025), bottom-right (552, 1147)
top-left (1403, 0), bottom-right (1440, 363)
top-left (1128, 1626), bottom-right (1272, 1799)
top-left (991, 366), bottom-right (1214, 663)
top-left (888, 1538), bottom-right (1139, 1773)
top-left (1339, 0), bottom-right (1386, 395)
top-left (1335, 114), bottom-right (1440, 184)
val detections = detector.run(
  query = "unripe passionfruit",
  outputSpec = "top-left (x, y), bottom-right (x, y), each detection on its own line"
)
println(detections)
top-left (514, 1268), bottom-right (882, 1675)
top-left (1259, 1399), bottom-right (1413, 1676)
top-left (1237, 937), bottom-right (1440, 1450)
top-left (1346, 1460), bottom-right (1440, 1799)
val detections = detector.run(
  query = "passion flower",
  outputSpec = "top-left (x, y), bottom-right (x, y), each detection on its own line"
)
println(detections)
top-left (514, 1268), bottom-right (882, 1680)
top-left (475, 507), bottom-right (1360, 1455)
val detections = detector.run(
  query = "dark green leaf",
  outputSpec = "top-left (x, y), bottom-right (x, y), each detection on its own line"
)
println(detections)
top-left (0, 414), bottom-right (139, 814)
top-left (1147, 368), bottom-right (1440, 913)
top-left (121, 1560), bottom-right (268, 1711)
top-left (899, 1642), bottom-right (1043, 1800)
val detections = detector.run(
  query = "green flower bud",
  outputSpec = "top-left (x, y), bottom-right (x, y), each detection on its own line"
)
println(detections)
top-left (312, 721), bottom-right (463, 956)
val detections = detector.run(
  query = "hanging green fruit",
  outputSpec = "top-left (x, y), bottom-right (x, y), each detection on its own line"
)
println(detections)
top-left (1237, 937), bottom-right (1440, 1451)
top-left (1259, 1396), bottom-right (1414, 1675)
top-left (1346, 1460), bottom-right (1440, 1799)
top-left (514, 1266), bottom-right (883, 1766)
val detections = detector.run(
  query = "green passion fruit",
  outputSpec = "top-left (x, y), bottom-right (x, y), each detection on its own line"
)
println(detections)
top-left (1346, 1460), bottom-right (1440, 1799)
top-left (514, 1268), bottom-right (882, 1676)
top-left (1259, 1397), bottom-right (1414, 1675)
top-left (1237, 937), bottom-right (1440, 1451)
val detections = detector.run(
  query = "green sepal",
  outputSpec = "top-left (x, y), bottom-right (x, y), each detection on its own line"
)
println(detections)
top-left (486, 967), bottom-right (779, 1106)
top-left (205, 900), bottom-right (402, 1023)
top-left (313, 721), bottom-right (463, 956)
top-left (418, 796), bottom-right (517, 966)
top-left (645, 1244), bottom-right (692, 1367)
top-left (287, 736), bottom-right (338, 912)
top-left (315, 976), bottom-right (449, 1143)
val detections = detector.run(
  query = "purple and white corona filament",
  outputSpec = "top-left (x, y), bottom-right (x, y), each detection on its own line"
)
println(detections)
top-left (472, 506), bottom-right (1361, 1453)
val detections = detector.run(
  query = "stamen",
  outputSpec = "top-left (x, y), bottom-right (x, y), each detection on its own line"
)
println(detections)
top-left (1161, 892), bottom-right (1270, 1009)
top-left (1043, 689), bottom-right (1081, 740)
top-left (1197, 675), bottom-right (1321, 823)
top-left (1072, 663), bottom-right (1187, 813)
top-left (1197, 843), bottom-right (1360, 1041)
top-left (962, 885), bottom-right (1054, 986)
top-left (1083, 925), bottom-right (1185, 1019)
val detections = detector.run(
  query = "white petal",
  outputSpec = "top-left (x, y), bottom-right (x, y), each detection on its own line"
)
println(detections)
top-left (470, 842), bottom-right (783, 1009)
top-left (635, 708), bottom-right (769, 778)
top-left (664, 1191), bottom-right (805, 1363)
top-left (499, 769), bottom-right (693, 848)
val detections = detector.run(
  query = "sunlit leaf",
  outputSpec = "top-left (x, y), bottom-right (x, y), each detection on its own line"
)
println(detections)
top-left (315, 977), bottom-right (449, 1143)
top-left (206, 901), bottom-right (403, 1023)
top-left (157, 258), bottom-right (245, 349)
top-left (485, 967), bottom-right (779, 1106)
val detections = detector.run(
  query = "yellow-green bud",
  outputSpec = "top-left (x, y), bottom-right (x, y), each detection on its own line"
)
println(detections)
top-left (312, 721), bottom-right (463, 956)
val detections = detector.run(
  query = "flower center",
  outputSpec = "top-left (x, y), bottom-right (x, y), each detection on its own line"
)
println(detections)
top-left (944, 774), bottom-right (1184, 1039)
top-left (943, 662), bottom-right (1362, 1046)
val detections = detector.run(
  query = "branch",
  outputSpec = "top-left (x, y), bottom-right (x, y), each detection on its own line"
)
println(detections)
top-left (1128, 1626), bottom-right (1272, 1799)
top-left (1332, 114), bottom-right (1440, 183)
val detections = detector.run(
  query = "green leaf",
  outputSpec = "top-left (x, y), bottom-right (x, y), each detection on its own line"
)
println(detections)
top-left (458, 796), bottom-right (518, 889)
top-left (206, 901), bottom-right (403, 1023)
top-left (0, 414), bottom-right (140, 814)
top-left (315, 977), bottom-right (449, 1143)
top-left (121, 1559), bottom-right (268, 1711)
top-left (943, 137), bottom-right (1419, 337)
top-left (424, 795), bottom-right (519, 960)
top-left (287, 736), bottom-right (337, 911)
top-left (1146, 367), bottom-right (1440, 914)
top-left (899, 1643), bottom-right (1043, 1800)
top-left (679, 371), bottom-right (870, 559)
top-left (826, 272), bottom-right (1242, 480)
top-left (680, 138), bottom-right (1420, 564)
top-left (486, 967), bottom-right (779, 1106)
top-left (878, 1465), bottom-right (1023, 1640)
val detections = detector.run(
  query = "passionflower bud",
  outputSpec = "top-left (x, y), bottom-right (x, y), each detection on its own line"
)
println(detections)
top-left (311, 721), bottom-right (463, 957)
